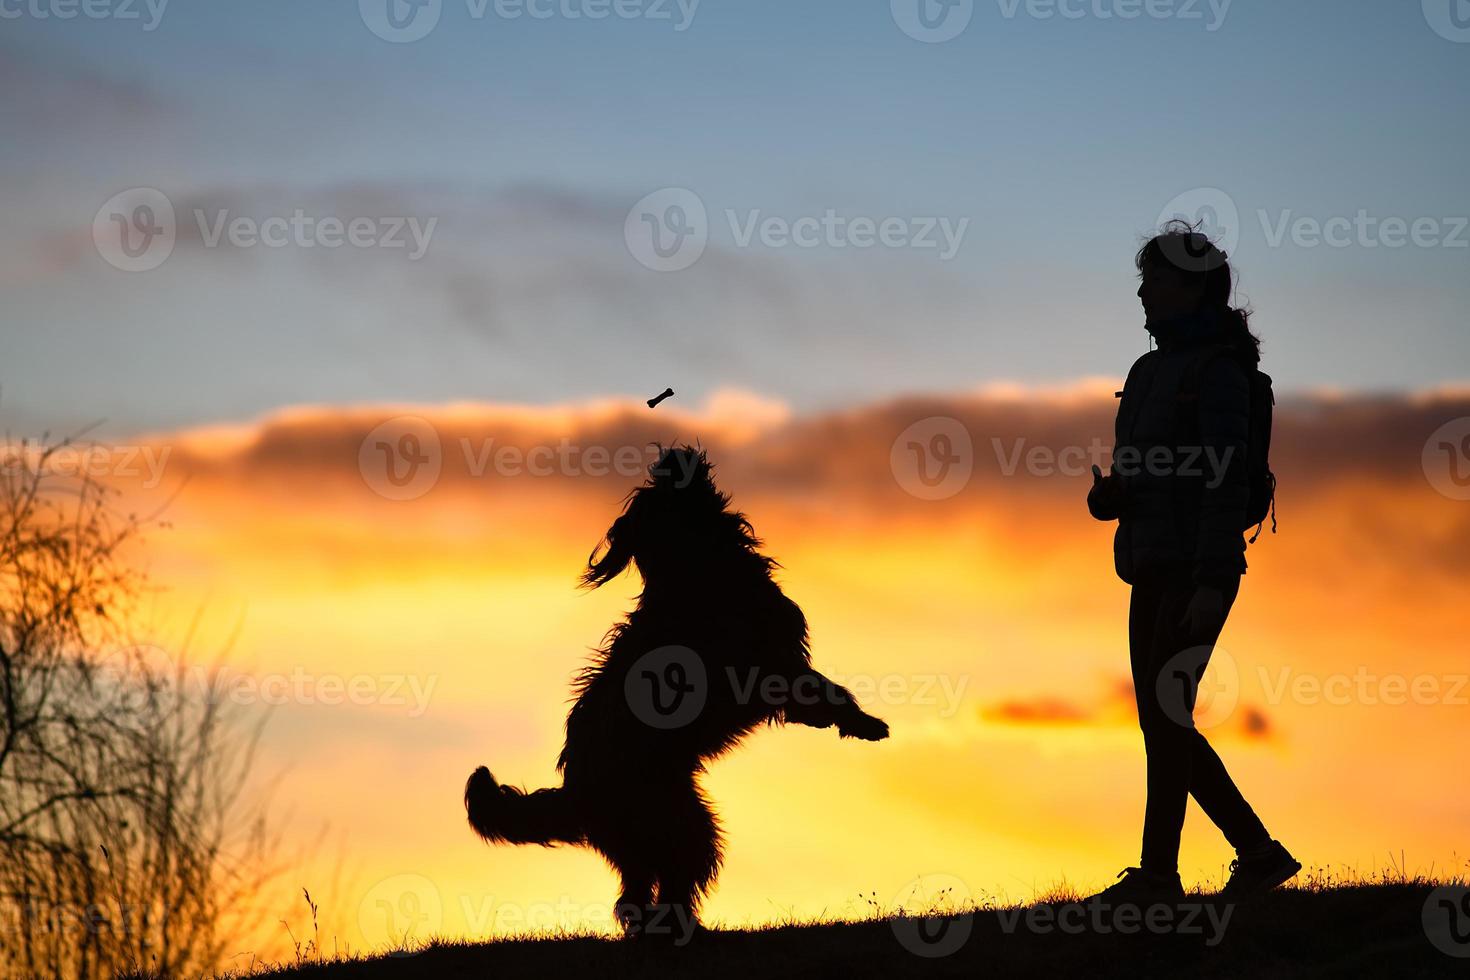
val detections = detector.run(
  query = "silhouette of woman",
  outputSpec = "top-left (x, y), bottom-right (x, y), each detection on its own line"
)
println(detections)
top-left (1085, 220), bottom-right (1299, 904)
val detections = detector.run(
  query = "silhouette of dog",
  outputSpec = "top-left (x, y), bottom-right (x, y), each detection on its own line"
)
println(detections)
top-left (465, 446), bottom-right (888, 940)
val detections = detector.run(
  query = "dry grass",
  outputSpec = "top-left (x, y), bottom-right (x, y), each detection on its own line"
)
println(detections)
top-left (165, 856), bottom-right (1470, 980)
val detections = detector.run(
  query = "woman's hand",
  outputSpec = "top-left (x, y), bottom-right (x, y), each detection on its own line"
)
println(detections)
top-left (1178, 586), bottom-right (1226, 636)
top-left (1087, 464), bottom-right (1121, 521)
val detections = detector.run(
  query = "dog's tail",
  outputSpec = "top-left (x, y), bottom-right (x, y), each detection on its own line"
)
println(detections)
top-left (465, 766), bottom-right (583, 847)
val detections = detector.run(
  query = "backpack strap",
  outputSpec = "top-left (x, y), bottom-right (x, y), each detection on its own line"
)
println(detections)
top-left (1248, 473), bottom-right (1278, 544)
top-left (1182, 348), bottom-right (1278, 543)
top-left (1175, 344), bottom-right (1276, 543)
top-left (1173, 343), bottom-right (1235, 445)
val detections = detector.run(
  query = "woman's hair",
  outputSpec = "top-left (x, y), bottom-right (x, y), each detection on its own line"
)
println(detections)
top-left (1136, 218), bottom-right (1262, 364)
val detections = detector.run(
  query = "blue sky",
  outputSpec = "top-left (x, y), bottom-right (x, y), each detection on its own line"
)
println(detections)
top-left (3, 0), bottom-right (1468, 433)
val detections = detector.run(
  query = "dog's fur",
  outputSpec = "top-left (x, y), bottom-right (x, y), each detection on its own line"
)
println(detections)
top-left (465, 446), bottom-right (888, 937)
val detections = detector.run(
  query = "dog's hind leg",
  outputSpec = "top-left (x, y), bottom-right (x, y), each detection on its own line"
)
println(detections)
top-left (584, 818), bottom-right (658, 938)
top-left (613, 866), bottom-right (656, 937)
top-left (649, 782), bottom-right (722, 943)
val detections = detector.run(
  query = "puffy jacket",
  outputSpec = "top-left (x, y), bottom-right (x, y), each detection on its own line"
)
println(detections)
top-left (1088, 309), bottom-right (1255, 588)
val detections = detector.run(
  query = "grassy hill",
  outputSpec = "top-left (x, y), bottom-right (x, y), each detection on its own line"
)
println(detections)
top-left (227, 879), bottom-right (1467, 979)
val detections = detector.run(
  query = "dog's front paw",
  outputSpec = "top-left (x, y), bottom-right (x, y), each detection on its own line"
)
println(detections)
top-left (838, 712), bottom-right (889, 742)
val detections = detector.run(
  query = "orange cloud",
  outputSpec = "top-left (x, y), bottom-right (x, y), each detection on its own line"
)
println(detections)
top-left (981, 678), bottom-right (1276, 743)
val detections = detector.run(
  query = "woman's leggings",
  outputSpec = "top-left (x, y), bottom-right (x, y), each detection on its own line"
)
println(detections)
top-left (1129, 574), bottom-right (1270, 873)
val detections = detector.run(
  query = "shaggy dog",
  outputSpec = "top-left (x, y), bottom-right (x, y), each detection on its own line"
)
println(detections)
top-left (465, 446), bottom-right (888, 940)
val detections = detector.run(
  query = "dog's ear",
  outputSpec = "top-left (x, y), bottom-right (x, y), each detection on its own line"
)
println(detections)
top-left (582, 512), bottom-right (636, 588)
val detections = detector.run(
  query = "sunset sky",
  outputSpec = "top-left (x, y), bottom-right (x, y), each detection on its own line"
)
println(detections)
top-left (4, 0), bottom-right (1469, 965)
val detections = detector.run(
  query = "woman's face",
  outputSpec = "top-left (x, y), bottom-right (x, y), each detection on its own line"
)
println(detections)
top-left (1136, 258), bottom-right (1201, 324)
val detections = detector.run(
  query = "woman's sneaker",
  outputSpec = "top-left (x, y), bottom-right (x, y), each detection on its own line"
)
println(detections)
top-left (1086, 867), bottom-right (1186, 907)
top-left (1218, 840), bottom-right (1301, 900)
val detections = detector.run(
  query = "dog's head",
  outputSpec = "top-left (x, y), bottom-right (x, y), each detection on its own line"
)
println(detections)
top-left (583, 445), bottom-right (763, 587)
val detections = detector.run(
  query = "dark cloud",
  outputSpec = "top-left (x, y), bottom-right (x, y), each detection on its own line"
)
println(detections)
top-left (23, 177), bottom-right (985, 398)
top-left (150, 387), bottom-right (1470, 507)
top-left (0, 44), bottom-right (171, 135)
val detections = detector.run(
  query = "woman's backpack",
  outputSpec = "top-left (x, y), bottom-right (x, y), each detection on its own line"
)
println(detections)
top-left (1180, 346), bottom-right (1278, 544)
